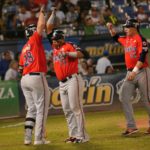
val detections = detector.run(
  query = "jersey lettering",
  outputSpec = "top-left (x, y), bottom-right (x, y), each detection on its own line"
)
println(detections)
top-left (24, 51), bottom-right (34, 67)
top-left (118, 34), bottom-right (149, 69)
top-left (53, 54), bottom-right (66, 66)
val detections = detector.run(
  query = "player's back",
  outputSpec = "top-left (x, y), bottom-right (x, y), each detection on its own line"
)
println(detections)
top-left (20, 31), bottom-right (47, 75)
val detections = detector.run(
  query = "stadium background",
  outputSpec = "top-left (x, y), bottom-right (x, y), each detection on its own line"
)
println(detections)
top-left (0, 1), bottom-right (150, 150)
top-left (0, 0), bottom-right (150, 118)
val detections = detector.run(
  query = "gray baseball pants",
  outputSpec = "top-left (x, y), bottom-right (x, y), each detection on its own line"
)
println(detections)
top-left (59, 74), bottom-right (89, 140)
top-left (21, 73), bottom-right (50, 141)
top-left (119, 67), bottom-right (150, 128)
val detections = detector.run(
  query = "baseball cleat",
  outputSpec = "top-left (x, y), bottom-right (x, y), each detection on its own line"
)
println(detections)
top-left (65, 137), bottom-right (76, 143)
top-left (122, 128), bottom-right (138, 136)
top-left (73, 138), bottom-right (89, 143)
top-left (34, 139), bottom-right (51, 145)
top-left (144, 127), bottom-right (150, 134)
top-left (24, 140), bottom-right (32, 145)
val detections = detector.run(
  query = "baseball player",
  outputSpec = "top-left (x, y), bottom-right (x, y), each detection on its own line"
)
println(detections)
top-left (107, 18), bottom-right (150, 135)
top-left (19, 6), bottom-right (50, 145)
top-left (46, 10), bottom-right (89, 143)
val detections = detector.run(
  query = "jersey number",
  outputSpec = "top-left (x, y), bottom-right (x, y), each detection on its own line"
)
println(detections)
top-left (24, 51), bottom-right (34, 67)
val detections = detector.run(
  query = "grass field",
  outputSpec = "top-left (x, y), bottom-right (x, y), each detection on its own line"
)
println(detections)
top-left (0, 108), bottom-right (150, 150)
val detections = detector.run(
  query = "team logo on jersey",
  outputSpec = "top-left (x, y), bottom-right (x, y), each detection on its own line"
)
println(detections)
top-left (24, 51), bottom-right (34, 67)
top-left (53, 51), bottom-right (66, 65)
top-left (125, 46), bottom-right (136, 53)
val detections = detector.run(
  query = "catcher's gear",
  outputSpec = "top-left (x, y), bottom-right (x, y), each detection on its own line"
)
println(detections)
top-left (25, 24), bottom-right (37, 38)
top-left (123, 18), bottom-right (139, 28)
top-left (51, 30), bottom-right (65, 41)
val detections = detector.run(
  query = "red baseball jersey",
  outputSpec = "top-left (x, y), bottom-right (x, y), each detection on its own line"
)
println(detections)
top-left (117, 34), bottom-right (149, 69)
top-left (19, 31), bottom-right (47, 75)
top-left (52, 42), bottom-right (78, 81)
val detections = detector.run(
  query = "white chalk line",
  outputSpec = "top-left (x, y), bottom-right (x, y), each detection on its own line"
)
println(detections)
top-left (0, 122), bottom-right (24, 128)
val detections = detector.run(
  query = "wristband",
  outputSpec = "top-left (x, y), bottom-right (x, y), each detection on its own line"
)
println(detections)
top-left (67, 52), bottom-right (77, 58)
top-left (132, 66), bottom-right (139, 73)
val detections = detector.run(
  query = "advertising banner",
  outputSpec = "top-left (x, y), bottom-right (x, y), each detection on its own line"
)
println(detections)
top-left (47, 72), bottom-right (126, 114)
top-left (79, 35), bottom-right (125, 64)
top-left (0, 81), bottom-right (20, 118)
top-left (18, 72), bottom-right (127, 116)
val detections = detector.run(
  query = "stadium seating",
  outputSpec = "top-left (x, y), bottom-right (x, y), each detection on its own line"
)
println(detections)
top-left (112, 0), bottom-right (125, 6)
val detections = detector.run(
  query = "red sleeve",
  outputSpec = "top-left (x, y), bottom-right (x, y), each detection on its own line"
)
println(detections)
top-left (67, 44), bottom-right (76, 52)
top-left (31, 31), bottom-right (42, 44)
top-left (118, 36), bottom-right (126, 46)
top-left (67, 43), bottom-right (77, 52)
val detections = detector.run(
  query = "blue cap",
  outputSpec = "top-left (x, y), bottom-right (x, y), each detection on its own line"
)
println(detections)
top-left (103, 50), bottom-right (109, 56)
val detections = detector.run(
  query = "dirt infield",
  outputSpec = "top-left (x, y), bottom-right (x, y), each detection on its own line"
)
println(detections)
top-left (118, 118), bottom-right (149, 129)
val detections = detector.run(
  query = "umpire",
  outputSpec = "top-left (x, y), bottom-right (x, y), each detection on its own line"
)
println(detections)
top-left (107, 18), bottom-right (150, 136)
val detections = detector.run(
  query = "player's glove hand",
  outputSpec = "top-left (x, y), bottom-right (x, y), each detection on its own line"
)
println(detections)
top-left (127, 71), bottom-right (136, 81)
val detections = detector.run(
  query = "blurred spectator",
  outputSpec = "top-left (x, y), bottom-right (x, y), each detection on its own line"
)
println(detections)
top-left (70, 0), bottom-right (79, 5)
top-left (105, 65), bottom-right (114, 74)
top-left (2, 0), bottom-right (20, 38)
top-left (47, 51), bottom-right (56, 77)
top-left (18, 5), bottom-right (31, 26)
top-left (2, 0), bottom-right (18, 19)
top-left (89, 6), bottom-right (104, 25)
top-left (0, 0), bottom-right (149, 39)
top-left (53, 5), bottom-right (66, 24)
top-left (103, 7), bottom-right (118, 25)
top-left (26, 0), bottom-right (40, 12)
top-left (136, 5), bottom-right (148, 23)
top-left (14, 52), bottom-right (21, 62)
top-left (0, 18), bottom-right (4, 40)
top-left (5, 13), bottom-right (23, 38)
top-left (77, 9), bottom-right (88, 26)
top-left (46, 0), bottom-right (54, 11)
top-left (96, 50), bottom-right (114, 74)
top-left (83, 15), bottom-right (95, 35)
top-left (78, 59), bottom-right (89, 75)
top-left (66, 4), bottom-right (78, 24)
top-left (77, 0), bottom-right (91, 14)
top-left (4, 60), bottom-right (18, 80)
top-left (47, 60), bottom-right (56, 77)
top-left (0, 51), bottom-right (12, 80)
top-left (87, 58), bottom-right (95, 75)
top-left (24, 10), bottom-right (38, 26)
top-left (58, 0), bottom-right (74, 14)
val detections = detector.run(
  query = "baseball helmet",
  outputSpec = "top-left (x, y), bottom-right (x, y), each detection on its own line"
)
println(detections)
top-left (51, 30), bottom-right (65, 41)
top-left (123, 18), bottom-right (139, 28)
top-left (25, 24), bottom-right (37, 38)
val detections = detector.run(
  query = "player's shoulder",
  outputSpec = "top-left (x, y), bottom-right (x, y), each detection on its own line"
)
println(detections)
top-left (66, 42), bottom-right (81, 50)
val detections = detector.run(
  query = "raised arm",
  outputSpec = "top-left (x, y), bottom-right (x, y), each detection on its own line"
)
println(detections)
top-left (46, 9), bottom-right (56, 34)
top-left (106, 22), bottom-right (117, 37)
top-left (37, 5), bottom-right (46, 36)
